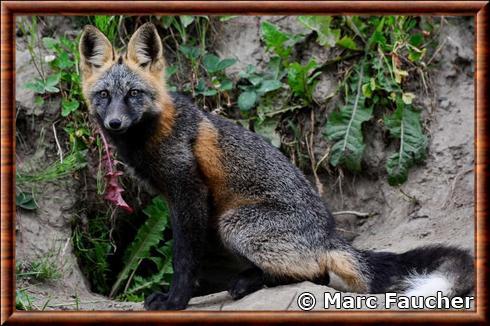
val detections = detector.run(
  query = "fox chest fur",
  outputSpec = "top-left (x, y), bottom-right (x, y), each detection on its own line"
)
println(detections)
top-left (105, 104), bottom-right (203, 198)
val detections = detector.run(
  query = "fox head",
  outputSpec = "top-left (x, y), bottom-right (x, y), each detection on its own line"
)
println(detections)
top-left (79, 23), bottom-right (171, 134)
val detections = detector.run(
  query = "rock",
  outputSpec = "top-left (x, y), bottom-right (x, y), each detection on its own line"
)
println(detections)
top-left (15, 50), bottom-right (39, 110)
top-left (439, 99), bottom-right (451, 110)
top-left (186, 281), bottom-right (387, 311)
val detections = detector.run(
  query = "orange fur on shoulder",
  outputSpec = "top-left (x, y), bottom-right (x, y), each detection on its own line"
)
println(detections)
top-left (194, 119), bottom-right (258, 216)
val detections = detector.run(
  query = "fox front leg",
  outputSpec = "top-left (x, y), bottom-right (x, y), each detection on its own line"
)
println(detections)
top-left (144, 178), bottom-right (208, 310)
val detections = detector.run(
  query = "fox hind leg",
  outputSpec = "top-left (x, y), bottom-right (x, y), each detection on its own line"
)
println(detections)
top-left (219, 204), bottom-right (331, 287)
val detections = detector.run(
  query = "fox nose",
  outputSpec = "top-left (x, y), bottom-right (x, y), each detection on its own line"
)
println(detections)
top-left (108, 119), bottom-right (122, 130)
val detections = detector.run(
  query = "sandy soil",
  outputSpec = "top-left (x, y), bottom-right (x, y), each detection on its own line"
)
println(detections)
top-left (14, 16), bottom-right (474, 311)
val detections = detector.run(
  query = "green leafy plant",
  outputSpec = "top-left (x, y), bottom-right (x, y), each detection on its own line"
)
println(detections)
top-left (384, 100), bottom-right (428, 185)
top-left (16, 254), bottom-right (61, 282)
top-left (16, 289), bottom-right (34, 310)
top-left (196, 53), bottom-right (236, 103)
top-left (322, 16), bottom-right (430, 183)
top-left (119, 241), bottom-right (173, 301)
top-left (110, 196), bottom-right (172, 298)
top-left (41, 35), bottom-right (83, 117)
top-left (325, 65), bottom-right (372, 172)
top-left (237, 65), bottom-right (283, 112)
top-left (162, 16), bottom-right (198, 44)
top-left (298, 16), bottom-right (340, 48)
top-left (16, 191), bottom-right (38, 210)
top-left (91, 16), bottom-right (126, 48)
top-left (72, 216), bottom-right (114, 294)
top-left (24, 73), bottom-right (61, 96)
top-left (16, 150), bottom-right (88, 185)
top-left (287, 59), bottom-right (321, 105)
top-left (261, 21), bottom-right (303, 65)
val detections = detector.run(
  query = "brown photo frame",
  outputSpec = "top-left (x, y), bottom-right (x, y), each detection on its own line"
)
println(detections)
top-left (1, 1), bottom-right (488, 324)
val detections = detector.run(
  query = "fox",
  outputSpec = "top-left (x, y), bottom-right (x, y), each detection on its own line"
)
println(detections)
top-left (79, 23), bottom-right (474, 310)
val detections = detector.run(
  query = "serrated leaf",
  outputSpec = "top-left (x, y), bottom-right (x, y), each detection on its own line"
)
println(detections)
top-left (298, 16), bottom-right (339, 48)
top-left (409, 33), bottom-right (423, 47)
top-left (238, 91), bottom-right (257, 111)
top-left (287, 59), bottom-right (319, 101)
top-left (261, 21), bottom-right (296, 61)
top-left (362, 83), bottom-right (372, 98)
top-left (325, 65), bottom-right (372, 172)
top-left (369, 30), bottom-right (387, 49)
top-left (326, 101), bottom-right (372, 171)
top-left (123, 240), bottom-right (172, 297)
top-left (261, 21), bottom-right (289, 50)
top-left (109, 196), bottom-right (169, 297)
top-left (337, 36), bottom-right (359, 50)
top-left (385, 101), bottom-right (427, 185)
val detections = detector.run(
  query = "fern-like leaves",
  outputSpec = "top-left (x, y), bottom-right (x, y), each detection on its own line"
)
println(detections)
top-left (109, 196), bottom-right (170, 298)
top-left (384, 100), bottom-right (427, 185)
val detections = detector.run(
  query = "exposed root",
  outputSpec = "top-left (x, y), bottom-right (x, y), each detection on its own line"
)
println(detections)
top-left (332, 210), bottom-right (375, 218)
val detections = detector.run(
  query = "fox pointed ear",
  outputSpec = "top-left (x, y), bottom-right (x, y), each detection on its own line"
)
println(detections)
top-left (79, 25), bottom-right (114, 74)
top-left (127, 23), bottom-right (165, 72)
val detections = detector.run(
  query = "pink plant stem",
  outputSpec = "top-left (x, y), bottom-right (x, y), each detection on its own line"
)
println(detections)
top-left (98, 127), bottom-right (114, 174)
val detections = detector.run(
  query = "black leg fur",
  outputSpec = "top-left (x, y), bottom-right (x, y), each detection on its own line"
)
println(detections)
top-left (144, 292), bottom-right (168, 310)
top-left (144, 177), bottom-right (209, 310)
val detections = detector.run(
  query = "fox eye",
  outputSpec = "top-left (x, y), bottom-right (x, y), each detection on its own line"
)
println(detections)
top-left (99, 90), bottom-right (109, 98)
top-left (129, 89), bottom-right (140, 97)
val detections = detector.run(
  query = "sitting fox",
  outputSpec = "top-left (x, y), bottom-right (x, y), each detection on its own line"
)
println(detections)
top-left (79, 23), bottom-right (474, 310)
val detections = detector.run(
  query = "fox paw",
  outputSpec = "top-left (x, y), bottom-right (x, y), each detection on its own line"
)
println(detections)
top-left (228, 277), bottom-right (263, 300)
top-left (144, 292), bottom-right (168, 310)
top-left (144, 292), bottom-right (185, 310)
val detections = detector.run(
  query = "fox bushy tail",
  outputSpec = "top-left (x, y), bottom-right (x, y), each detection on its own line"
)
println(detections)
top-left (356, 245), bottom-right (474, 297)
